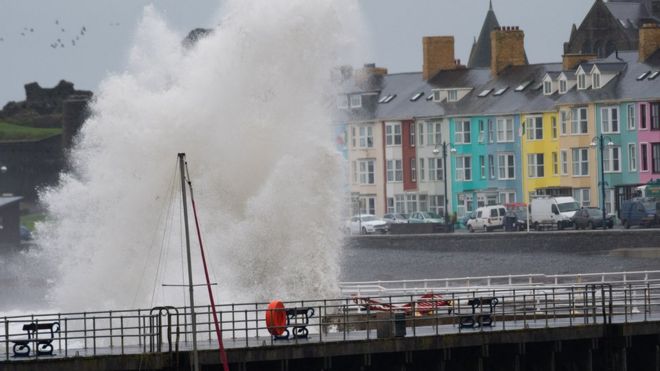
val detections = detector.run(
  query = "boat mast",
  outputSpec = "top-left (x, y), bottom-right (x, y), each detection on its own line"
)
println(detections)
top-left (178, 153), bottom-right (199, 371)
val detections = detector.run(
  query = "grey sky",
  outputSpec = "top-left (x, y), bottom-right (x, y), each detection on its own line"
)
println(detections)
top-left (0, 0), bottom-right (594, 104)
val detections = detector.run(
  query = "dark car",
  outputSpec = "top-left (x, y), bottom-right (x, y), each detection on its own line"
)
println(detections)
top-left (619, 198), bottom-right (658, 228)
top-left (505, 209), bottom-right (528, 231)
top-left (572, 207), bottom-right (614, 229)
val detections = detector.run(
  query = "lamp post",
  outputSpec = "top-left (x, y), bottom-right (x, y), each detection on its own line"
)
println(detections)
top-left (590, 135), bottom-right (614, 230)
top-left (433, 142), bottom-right (456, 226)
top-left (0, 165), bottom-right (7, 196)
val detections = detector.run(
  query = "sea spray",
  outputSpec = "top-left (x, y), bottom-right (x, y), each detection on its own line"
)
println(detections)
top-left (35, 0), bottom-right (365, 311)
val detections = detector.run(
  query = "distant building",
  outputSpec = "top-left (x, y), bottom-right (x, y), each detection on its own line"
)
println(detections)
top-left (0, 196), bottom-right (22, 245)
top-left (564, 0), bottom-right (660, 57)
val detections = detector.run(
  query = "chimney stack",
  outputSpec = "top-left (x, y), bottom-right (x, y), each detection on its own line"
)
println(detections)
top-left (639, 23), bottom-right (660, 62)
top-left (354, 63), bottom-right (388, 90)
top-left (562, 53), bottom-right (598, 70)
top-left (490, 26), bottom-right (527, 76)
top-left (422, 36), bottom-right (456, 80)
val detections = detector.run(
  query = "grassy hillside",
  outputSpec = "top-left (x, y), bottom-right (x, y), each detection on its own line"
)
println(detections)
top-left (0, 121), bottom-right (62, 141)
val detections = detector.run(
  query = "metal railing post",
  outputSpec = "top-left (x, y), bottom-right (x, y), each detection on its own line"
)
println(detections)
top-left (244, 310), bottom-right (249, 347)
top-left (120, 316), bottom-right (124, 355)
top-left (4, 318), bottom-right (8, 361)
top-left (109, 311), bottom-right (113, 349)
top-left (64, 318), bottom-right (68, 358)
top-left (93, 317), bottom-right (97, 356)
top-left (83, 312), bottom-right (88, 349)
top-left (138, 309), bottom-right (142, 347)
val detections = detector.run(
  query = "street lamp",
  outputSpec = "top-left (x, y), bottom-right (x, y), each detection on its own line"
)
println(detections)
top-left (590, 135), bottom-right (614, 230)
top-left (433, 142), bottom-right (456, 226)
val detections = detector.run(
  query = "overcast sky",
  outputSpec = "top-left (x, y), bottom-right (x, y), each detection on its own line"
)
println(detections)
top-left (0, 0), bottom-right (594, 104)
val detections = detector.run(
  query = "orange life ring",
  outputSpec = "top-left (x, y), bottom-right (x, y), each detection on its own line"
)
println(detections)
top-left (265, 300), bottom-right (287, 336)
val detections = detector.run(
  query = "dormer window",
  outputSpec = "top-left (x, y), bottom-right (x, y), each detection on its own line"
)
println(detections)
top-left (577, 72), bottom-right (586, 90)
top-left (559, 79), bottom-right (567, 94)
top-left (592, 72), bottom-right (601, 89)
top-left (432, 90), bottom-right (441, 102)
top-left (447, 89), bottom-right (458, 102)
top-left (543, 80), bottom-right (552, 95)
top-left (337, 95), bottom-right (348, 109)
top-left (350, 94), bottom-right (362, 108)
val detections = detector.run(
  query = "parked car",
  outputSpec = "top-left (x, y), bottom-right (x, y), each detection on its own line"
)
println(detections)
top-left (408, 211), bottom-right (445, 224)
top-left (345, 214), bottom-right (389, 235)
top-left (505, 209), bottom-right (528, 231)
top-left (571, 207), bottom-right (614, 229)
top-left (382, 213), bottom-right (409, 226)
top-left (529, 196), bottom-right (579, 230)
top-left (461, 211), bottom-right (476, 227)
top-left (619, 198), bottom-right (658, 229)
top-left (466, 205), bottom-right (507, 232)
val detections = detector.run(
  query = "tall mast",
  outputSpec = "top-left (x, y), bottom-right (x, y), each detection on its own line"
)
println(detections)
top-left (178, 153), bottom-right (199, 371)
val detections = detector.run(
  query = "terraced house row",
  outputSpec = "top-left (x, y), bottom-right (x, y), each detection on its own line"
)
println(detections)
top-left (335, 0), bottom-right (660, 219)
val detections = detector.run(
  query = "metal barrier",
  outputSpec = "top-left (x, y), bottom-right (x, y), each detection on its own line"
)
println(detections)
top-left (339, 270), bottom-right (660, 296)
top-left (2, 282), bottom-right (660, 362)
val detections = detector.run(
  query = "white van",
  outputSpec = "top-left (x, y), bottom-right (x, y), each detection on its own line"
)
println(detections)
top-left (529, 196), bottom-right (580, 230)
top-left (466, 205), bottom-right (507, 232)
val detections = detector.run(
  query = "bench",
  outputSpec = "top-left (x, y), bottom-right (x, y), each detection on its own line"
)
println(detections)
top-left (458, 297), bottom-right (499, 329)
top-left (11, 322), bottom-right (60, 357)
top-left (273, 307), bottom-right (315, 340)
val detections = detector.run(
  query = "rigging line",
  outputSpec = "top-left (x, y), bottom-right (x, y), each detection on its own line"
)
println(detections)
top-left (132, 159), bottom-right (179, 308)
top-left (150, 168), bottom-right (178, 307)
top-left (185, 160), bottom-right (230, 371)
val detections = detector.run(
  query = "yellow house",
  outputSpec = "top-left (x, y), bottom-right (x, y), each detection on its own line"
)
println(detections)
top-left (521, 112), bottom-right (561, 203)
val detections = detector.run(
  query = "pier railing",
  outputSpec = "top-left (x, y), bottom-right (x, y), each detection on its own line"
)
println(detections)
top-left (2, 280), bottom-right (660, 362)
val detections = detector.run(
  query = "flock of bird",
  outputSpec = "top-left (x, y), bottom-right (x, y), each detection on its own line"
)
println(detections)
top-left (0, 19), bottom-right (122, 49)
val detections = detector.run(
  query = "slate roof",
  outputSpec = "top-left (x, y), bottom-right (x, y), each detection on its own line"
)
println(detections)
top-left (467, 3), bottom-right (500, 68)
top-left (0, 196), bottom-right (22, 208)
top-left (556, 50), bottom-right (660, 105)
top-left (606, 1), bottom-right (650, 28)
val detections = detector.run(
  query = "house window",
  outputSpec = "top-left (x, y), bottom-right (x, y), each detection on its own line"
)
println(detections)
top-left (337, 95), bottom-right (348, 109)
top-left (641, 104), bottom-right (648, 129)
top-left (419, 158), bottom-right (425, 181)
top-left (350, 94), bottom-right (362, 108)
top-left (418, 123), bottom-right (425, 145)
top-left (603, 146), bottom-right (621, 173)
top-left (552, 152), bottom-right (558, 175)
top-left (359, 196), bottom-right (376, 215)
top-left (351, 126), bottom-right (356, 148)
top-left (627, 104), bottom-right (636, 130)
top-left (406, 194), bottom-right (418, 213)
top-left (560, 111), bottom-right (568, 135)
top-left (559, 79), bottom-right (567, 94)
top-left (592, 72), bottom-right (601, 89)
top-left (427, 122), bottom-right (442, 145)
top-left (488, 119), bottom-right (495, 143)
top-left (488, 155), bottom-right (495, 179)
top-left (605, 189), bottom-right (615, 215)
top-left (433, 90), bottom-right (441, 102)
top-left (387, 197), bottom-right (395, 213)
top-left (430, 195), bottom-right (445, 216)
top-left (358, 126), bottom-right (374, 148)
top-left (551, 117), bottom-right (557, 139)
top-left (641, 143), bottom-right (649, 171)
top-left (497, 117), bottom-right (514, 142)
top-left (498, 153), bottom-right (515, 180)
top-left (572, 148), bottom-right (589, 176)
top-left (573, 188), bottom-right (591, 207)
top-left (652, 103), bottom-right (660, 130)
top-left (653, 143), bottom-right (660, 173)
top-left (629, 144), bottom-right (637, 172)
top-left (578, 72), bottom-right (586, 90)
top-left (561, 150), bottom-right (568, 175)
top-left (456, 156), bottom-right (472, 181)
top-left (386, 160), bottom-right (403, 182)
top-left (435, 158), bottom-right (443, 181)
top-left (410, 158), bottom-right (417, 181)
top-left (480, 155), bottom-right (486, 179)
top-left (528, 154), bottom-right (545, 178)
top-left (526, 116), bottom-right (543, 140)
top-left (455, 120), bottom-right (471, 144)
top-left (358, 159), bottom-right (375, 184)
top-left (601, 106), bottom-right (619, 134)
top-left (447, 89), bottom-right (458, 102)
top-left (385, 123), bottom-right (402, 145)
top-left (351, 161), bottom-right (357, 184)
top-left (543, 80), bottom-right (552, 95)
top-left (409, 124), bottom-right (416, 146)
top-left (395, 195), bottom-right (405, 212)
top-left (571, 107), bottom-right (588, 134)
top-left (419, 194), bottom-right (428, 212)
top-left (478, 120), bottom-right (485, 143)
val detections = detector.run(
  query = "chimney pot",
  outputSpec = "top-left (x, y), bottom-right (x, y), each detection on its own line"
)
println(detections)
top-left (422, 36), bottom-right (456, 80)
top-left (491, 27), bottom-right (527, 76)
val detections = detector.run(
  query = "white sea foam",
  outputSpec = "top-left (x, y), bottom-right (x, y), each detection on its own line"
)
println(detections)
top-left (34, 0), bottom-right (365, 311)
